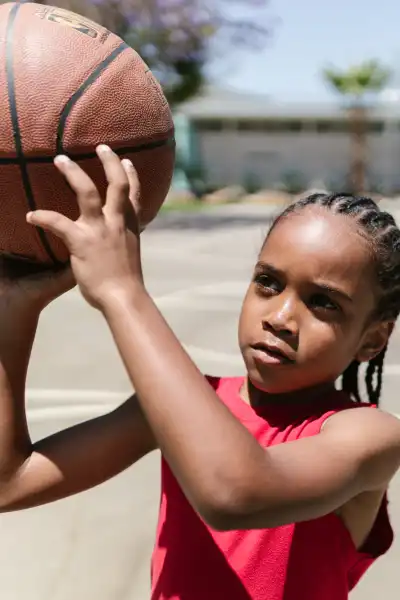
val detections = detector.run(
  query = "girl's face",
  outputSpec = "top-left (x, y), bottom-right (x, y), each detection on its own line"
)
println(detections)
top-left (238, 206), bottom-right (392, 395)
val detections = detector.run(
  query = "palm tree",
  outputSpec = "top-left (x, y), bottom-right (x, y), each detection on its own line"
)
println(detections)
top-left (323, 60), bottom-right (391, 193)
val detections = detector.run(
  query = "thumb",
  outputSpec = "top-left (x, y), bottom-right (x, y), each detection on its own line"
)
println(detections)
top-left (24, 265), bottom-right (76, 308)
top-left (42, 265), bottom-right (76, 297)
top-left (26, 210), bottom-right (74, 243)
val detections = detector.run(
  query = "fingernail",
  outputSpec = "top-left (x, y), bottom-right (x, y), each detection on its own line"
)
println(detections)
top-left (97, 144), bottom-right (111, 154)
top-left (54, 155), bottom-right (70, 165)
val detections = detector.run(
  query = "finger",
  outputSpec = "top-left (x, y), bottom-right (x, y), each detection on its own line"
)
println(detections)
top-left (121, 159), bottom-right (141, 232)
top-left (96, 145), bottom-right (130, 215)
top-left (54, 155), bottom-right (103, 220)
top-left (26, 210), bottom-right (76, 244)
top-left (121, 159), bottom-right (140, 212)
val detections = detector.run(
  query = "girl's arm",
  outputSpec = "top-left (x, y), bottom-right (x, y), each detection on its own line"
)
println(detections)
top-left (103, 289), bottom-right (400, 530)
top-left (0, 272), bottom-right (156, 512)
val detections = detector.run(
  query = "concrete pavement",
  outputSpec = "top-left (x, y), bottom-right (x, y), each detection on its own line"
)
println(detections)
top-left (0, 201), bottom-right (399, 599)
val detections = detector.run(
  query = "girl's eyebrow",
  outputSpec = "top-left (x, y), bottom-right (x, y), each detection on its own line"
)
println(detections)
top-left (312, 282), bottom-right (353, 304)
top-left (254, 261), bottom-right (281, 275)
top-left (255, 261), bottom-right (353, 304)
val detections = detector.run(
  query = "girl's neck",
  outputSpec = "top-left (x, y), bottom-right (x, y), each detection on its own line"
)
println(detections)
top-left (240, 378), bottom-right (336, 409)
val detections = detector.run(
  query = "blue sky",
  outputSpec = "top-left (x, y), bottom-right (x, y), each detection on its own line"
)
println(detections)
top-left (217, 0), bottom-right (400, 100)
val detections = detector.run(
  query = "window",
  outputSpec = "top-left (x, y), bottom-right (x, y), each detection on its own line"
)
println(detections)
top-left (314, 120), bottom-right (383, 134)
top-left (237, 120), bottom-right (266, 132)
top-left (367, 121), bottom-right (384, 133)
top-left (237, 120), bottom-right (304, 133)
top-left (195, 120), bottom-right (223, 132)
top-left (315, 120), bottom-right (348, 133)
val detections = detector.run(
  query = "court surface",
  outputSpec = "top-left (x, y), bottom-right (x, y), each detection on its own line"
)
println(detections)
top-left (1, 202), bottom-right (399, 599)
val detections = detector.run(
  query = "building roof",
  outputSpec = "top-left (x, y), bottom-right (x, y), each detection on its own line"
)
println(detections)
top-left (178, 85), bottom-right (400, 120)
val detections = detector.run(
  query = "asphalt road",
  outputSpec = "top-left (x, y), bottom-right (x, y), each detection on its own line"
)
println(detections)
top-left (0, 202), bottom-right (399, 599)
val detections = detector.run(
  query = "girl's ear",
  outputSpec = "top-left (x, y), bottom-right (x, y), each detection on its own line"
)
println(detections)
top-left (356, 321), bottom-right (394, 363)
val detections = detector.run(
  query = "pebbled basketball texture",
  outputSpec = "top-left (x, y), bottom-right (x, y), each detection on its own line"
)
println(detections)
top-left (0, 2), bottom-right (175, 264)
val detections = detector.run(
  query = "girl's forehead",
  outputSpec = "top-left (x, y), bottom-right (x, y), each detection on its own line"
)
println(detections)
top-left (261, 208), bottom-right (376, 287)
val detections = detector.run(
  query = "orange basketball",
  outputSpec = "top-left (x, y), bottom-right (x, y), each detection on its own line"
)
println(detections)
top-left (0, 2), bottom-right (175, 265)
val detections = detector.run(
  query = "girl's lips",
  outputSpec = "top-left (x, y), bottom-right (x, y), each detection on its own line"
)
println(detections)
top-left (251, 343), bottom-right (295, 365)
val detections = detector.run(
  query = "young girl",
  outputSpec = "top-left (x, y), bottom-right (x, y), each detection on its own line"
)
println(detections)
top-left (0, 145), bottom-right (400, 600)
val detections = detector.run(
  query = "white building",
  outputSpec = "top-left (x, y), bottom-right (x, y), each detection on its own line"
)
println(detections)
top-left (176, 86), bottom-right (400, 194)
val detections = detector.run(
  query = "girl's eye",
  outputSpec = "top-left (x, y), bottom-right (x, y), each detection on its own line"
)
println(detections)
top-left (309, 293), bottom-right (338, 311)
top-left (254, 274), bottom-right (281, 293)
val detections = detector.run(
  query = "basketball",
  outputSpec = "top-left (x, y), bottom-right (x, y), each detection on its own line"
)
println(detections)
top-left (0, 2), bottom-right (175, 265)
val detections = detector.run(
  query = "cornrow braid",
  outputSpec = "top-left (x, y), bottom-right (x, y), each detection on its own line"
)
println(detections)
top-left (268, 193), bottom-right (400, 406)
top-left (365, 346), bottom-right (387, 406)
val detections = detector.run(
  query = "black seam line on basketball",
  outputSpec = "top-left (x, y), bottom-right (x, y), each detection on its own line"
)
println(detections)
top-left (56, 41), bottom-right (129, 155)
top-left (5, 3), bottom-right (59, 264)
top-left (0, 136), bottom-right (176, 165)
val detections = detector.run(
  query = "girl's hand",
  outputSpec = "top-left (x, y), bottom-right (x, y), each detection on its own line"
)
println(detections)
top-left (26, 145), bottom-right (143, 311)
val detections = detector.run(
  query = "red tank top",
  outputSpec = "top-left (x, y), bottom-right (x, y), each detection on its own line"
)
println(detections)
top-left (150, 376), bottom-right (393, 600)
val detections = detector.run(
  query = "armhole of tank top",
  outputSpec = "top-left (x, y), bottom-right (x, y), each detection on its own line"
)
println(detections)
top-left (204, 374), bottom-right (221, 391)
top-left (319, 403), bottom-right (377, 433)
top-left (319, 413), bottom-right (334, 433)
top-left (319, 412), bottom-right (350, 433)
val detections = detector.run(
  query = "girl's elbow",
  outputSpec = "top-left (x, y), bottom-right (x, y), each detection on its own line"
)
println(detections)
top-left (196, 483), bottom-right (256, 531)
top-left (201, 509), bottom-right (242, 531)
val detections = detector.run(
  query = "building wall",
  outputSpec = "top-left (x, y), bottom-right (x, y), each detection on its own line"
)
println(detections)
top-left (191, 120), bottom-right (400, 192)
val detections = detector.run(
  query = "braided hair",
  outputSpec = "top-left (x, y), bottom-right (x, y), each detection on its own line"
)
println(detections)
top-left (267, 193), bottom-right (400, 406)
